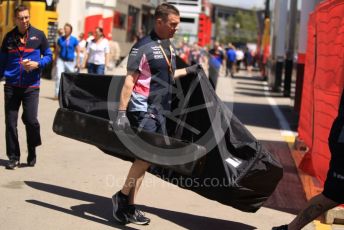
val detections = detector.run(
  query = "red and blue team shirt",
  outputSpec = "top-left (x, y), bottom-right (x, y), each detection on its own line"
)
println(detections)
top-left (0, 26), bottom-right (52, 87)
top-left (127, 30), bottom-right (177, 114)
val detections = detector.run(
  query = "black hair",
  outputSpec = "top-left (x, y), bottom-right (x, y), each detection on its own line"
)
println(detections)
top-left (96, 27), bottom-right (104, 37)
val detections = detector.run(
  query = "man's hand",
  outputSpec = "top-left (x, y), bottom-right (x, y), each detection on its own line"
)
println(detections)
top-left (115, 110), bottom-right (130, 130)
top-left (185, 64), bottom-right (201, 75)
top-left (22, 59), bottom-right (39, 72)
top-left (174, 64), bottom-right (202, 79)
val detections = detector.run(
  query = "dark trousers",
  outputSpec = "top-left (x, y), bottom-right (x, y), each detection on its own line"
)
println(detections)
top-left (208, 66), bottom-right (219, 90)
top-left (127, 111), bottom-right (166, 135)
top-left (226, 61), bottom-right (235, 77)
top-left (4, 85), bottom-right (41, 161)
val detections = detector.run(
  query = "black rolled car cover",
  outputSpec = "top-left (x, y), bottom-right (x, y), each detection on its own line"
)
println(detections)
top-left (53, 62), bottom-right (283, 212)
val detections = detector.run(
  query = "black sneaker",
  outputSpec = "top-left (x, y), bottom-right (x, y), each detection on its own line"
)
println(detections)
top-left (27, 147), bottom-right (36, 167)
top-left (27, 156), bottom-right (36, 167)
top-left (272, 225), bottom-right (288, 230)
top-left (112, 191), bottom-right (129, 224)
top-left (125, 205), bottom-right (150, 225)
top-left (6, 160), bottom-right (20, 170)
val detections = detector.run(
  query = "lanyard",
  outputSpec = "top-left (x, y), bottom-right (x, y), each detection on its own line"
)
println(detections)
top-left (13, 30), bottom-right (29, 86)
top-left (14, 31), bottom-right (29, 60)
top-left (159, 44), bottom-right (174, 75)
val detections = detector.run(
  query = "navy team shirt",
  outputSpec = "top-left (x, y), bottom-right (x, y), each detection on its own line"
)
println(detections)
top-left (0, 26), bottom-right (52, 87)
top-left (127, 30), bottom-right (177, 114)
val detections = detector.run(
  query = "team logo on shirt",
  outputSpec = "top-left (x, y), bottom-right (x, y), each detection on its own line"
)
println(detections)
top-left (150, 46), bottom-right (163, 59)
top-left (151, 46), bottom-right (160, 51)
top-left (30, 36), bottom-right (39, 40)
top-left (130, 48), bottom-right (139, 56)
top-left (153, 51), bottom-right (163, 59)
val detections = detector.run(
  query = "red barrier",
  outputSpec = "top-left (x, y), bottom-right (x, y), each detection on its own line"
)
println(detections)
top-left (298, 0), bottom-right (344, 183)
top-left (298, 13), bottom-right (316, 156)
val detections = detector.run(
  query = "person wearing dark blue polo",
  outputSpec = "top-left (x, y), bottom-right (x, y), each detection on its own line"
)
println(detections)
top-left (0, 5), bottom-right (52, 169)
top-left (54, 23), bottom-right (79, 99)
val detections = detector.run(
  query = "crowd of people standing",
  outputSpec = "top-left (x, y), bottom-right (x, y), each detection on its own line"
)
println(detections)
top-left (52, 24), bottom-right (121, 99)
top-left (175, 40), bottom-right (257, 89)
top-left (51, 23), bottom-right (258, 97)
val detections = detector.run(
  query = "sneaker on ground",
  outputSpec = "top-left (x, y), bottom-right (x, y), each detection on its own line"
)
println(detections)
top-left (112, 191), bottom-right (129, 224)
top-left (125, 205), bottom-right (150, 225)
top-left (6, 160), bottom-right (20, 170)
top-left (27, 156), bottom-right (36, 167)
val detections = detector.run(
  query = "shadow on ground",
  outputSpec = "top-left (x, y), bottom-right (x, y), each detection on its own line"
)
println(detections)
top-left (262, 140), bottom-right (307, 214)
top-left (25, 181), bottom-right (256, 230)
top-left (224, 102), bottom-right (298, 131)
top-left (232, 75), bottom-right (265, 81)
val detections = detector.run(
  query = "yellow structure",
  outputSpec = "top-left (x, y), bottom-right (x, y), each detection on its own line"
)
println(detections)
top-left (0, 0), bottom-right (58, 78)
top-left (0, 0), bottom-right (58, 48)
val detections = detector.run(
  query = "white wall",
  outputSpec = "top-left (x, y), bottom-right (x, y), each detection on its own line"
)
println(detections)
top-left (177, 12), bottom-right (199, 44)
top-left (57, 0), bottom-right (117, 37)
top-left (57, 0), bottom-right (87, 37)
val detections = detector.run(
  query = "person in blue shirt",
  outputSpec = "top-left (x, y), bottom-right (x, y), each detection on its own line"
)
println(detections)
top-left (54, 23), bottom-right (80, 99)
top-left (0, 5), bottom-right (52, 169)
top-left (208, 41), bottom-right (225, 89)
top-left (226, 44), bottom-right (237, 78)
